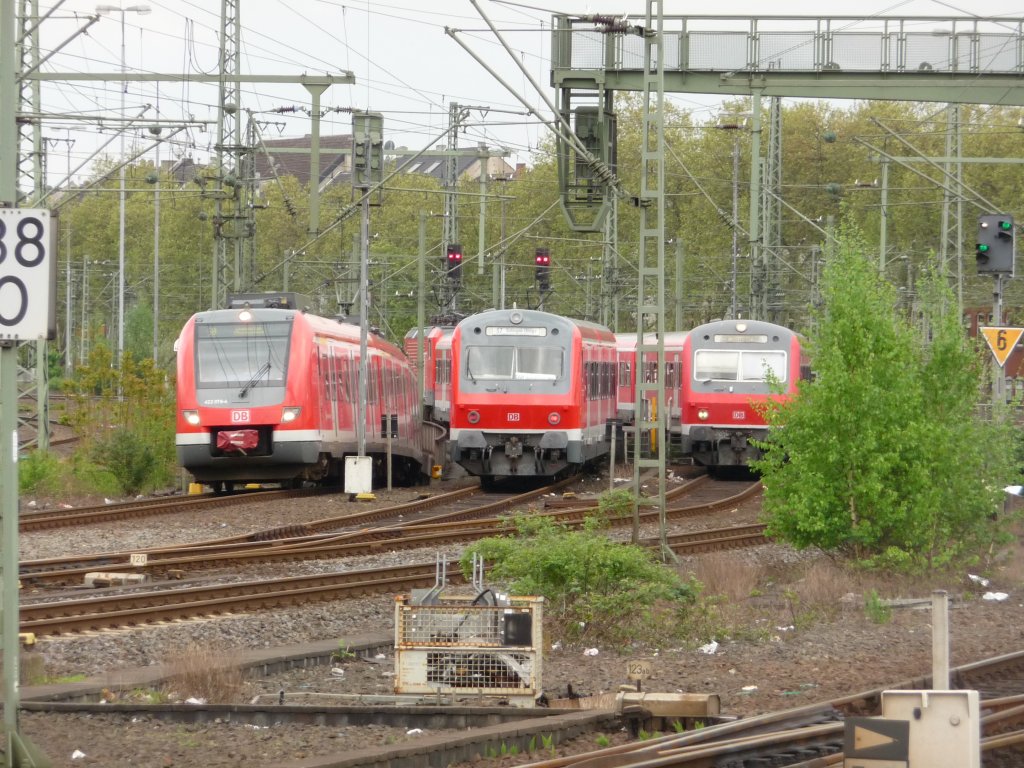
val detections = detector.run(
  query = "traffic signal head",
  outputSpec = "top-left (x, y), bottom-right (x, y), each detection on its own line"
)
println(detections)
top-left (534, 247), bottom-right (551, 291)
top-left (446, 243), bottom-right (463, 282)
top-left (977, 214), bottom-right (1015, 276)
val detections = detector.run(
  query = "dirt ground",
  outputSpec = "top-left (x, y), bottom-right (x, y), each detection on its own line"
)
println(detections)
top-left (16, 543), bottom-right (1024, 767)
top-left (13, 474), bottom-right (1024, 767)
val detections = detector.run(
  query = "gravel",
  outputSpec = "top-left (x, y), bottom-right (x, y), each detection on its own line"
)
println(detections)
top-left (14, 481), bottom-right (1024, 767)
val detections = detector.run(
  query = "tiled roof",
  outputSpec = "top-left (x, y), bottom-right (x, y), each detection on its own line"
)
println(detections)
top-left (253, 134), bottom-right (352, 187)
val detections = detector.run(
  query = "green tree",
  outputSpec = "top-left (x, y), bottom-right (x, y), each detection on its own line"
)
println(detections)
top-left (754, 223), bottom-right (1016, 569)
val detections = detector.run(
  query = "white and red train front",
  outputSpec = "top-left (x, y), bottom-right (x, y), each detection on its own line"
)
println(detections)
top-left (176, 305), bottom-right (428, 491)
top-left (449, 308), bottom-right (617, 481)
top-left (679, 319), bottom-right (807, 469)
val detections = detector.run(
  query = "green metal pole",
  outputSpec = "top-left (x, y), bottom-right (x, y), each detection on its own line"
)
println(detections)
top-left (478, 147), bottom-right (486, 277)
top-left (1, 0), bottom-right (22, 763)
top-left (674, 239), bottom-right (684, 332)
top-left (417, 212), bottom-right (426, 417)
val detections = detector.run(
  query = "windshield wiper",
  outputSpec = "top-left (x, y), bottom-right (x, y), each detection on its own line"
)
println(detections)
top-left (239, 361), bottom-right (271, 398)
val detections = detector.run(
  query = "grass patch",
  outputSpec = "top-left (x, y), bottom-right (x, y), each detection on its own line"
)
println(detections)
top-left (161, 643), bottom-right (245, 703)
top-left (690, 552), bottom-right (766, 603)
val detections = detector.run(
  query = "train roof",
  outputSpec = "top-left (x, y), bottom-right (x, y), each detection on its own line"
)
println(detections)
top-left (184, 307), bottom-right (409, 360)
top-left (455, 308), bottom-right (615, 342)
top-left (688, 318), bottom-right (801, 341)
top-left (404, 324), bottom-right (454, 340)
top-left (615, 331), bottom-right (688, 351)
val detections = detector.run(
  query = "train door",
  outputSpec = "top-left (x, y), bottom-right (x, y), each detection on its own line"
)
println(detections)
top-left (368, 355), bottom-right (382, 447)
top-left (381, 358), bottom-right (396, 443)
top-left (317, 344), bottom-right (331, 436)
top-left (340, 350), bottom-right (356, 441)
top-left (328, 345), bottom-right (340, 445)
top-left (585, 348), bottom-right (593, 442)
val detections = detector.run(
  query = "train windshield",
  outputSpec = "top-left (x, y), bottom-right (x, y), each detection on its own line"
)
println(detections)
top-left (195, 321), bottom-right (291, 389)
top-left (465, 345), bottom-right (562, 381)
top-left (694, 350), bottom-right (787, 383)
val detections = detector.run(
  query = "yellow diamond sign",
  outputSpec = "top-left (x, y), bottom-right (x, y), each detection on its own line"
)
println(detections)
top-left (981, 326), bottom-right (1024, 367)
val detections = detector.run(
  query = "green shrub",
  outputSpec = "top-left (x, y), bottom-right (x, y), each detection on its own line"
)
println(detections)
top-left (597, 488), bottom-right (634, 519)
top-left (92, 428), bottom-right (159, 495)
top-left (462, 513), bottom-right (700, 648)
top-left (19, 450), bottom-right (61, 495)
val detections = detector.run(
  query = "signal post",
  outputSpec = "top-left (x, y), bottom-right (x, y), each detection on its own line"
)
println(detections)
top-left (976, 214), bottom-right (1016, 404)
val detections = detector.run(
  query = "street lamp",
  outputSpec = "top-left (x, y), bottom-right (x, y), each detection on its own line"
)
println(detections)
top-left (96, 3), bottom-right (151, 362)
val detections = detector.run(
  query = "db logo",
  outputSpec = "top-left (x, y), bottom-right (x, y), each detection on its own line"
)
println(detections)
top-left (507, 412), bottom-right (521, 422)
top-left (231, 410), bottom-right (251, 423)
top-left (732, 410), bottom-right (746, 420)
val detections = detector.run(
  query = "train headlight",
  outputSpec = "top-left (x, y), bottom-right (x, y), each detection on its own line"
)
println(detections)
top-left (697, 408), bottom-right (709, 421)
top-left (183, 410), bottom-right (200, 426)
top-left (238, 303), bottom-right (253, 322)
top-left (547, 412), bottom-right (561, 425)
top-left (467, 410), bottom-right (481, 424)
top-left (281, 407), bottom-right (302, 423)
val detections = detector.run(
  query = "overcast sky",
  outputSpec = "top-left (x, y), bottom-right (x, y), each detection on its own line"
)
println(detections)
top-left (34, 0), bottom-right (1024, 184)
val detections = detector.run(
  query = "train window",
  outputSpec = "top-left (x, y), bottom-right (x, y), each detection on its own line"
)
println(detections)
top-left (695, 351), bottom-right (738, 381)
top-left (517, 347), bottom-right (561, 380)
top-left (467, 346), bottom-right (514, 379)
top-left (742, 352), bottom-right (787, 382)
top-left (337, 358), bottom-right (349, 403)
top-left (367, 360), bottom-right (379, 403)
top-left (619, 361), bottom-right (630, 387)
top-left (694, 350), bottom-right (787, 383)
top-left (665, 362), bottom-right (677, 389)
top-left (195, 321), bottom-right (291, 388)
top-left (465, 346), bottom-right (563, 381)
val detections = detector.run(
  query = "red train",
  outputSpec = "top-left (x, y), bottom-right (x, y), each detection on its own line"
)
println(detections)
top-left (613, 331), bottom-right (688, 432)
top-left (448, 308), bottom-right (618, 483)
top-left (403, 324), bottom-right (454, 424)
top-left (679, 319), bottom-right (809, 470)
top-left (175, 293), bottom-right (434, 492)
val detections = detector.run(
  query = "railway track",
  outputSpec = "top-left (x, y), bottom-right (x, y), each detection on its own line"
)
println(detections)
top-left (19, 485), bottom-right (336, 532)
top-left (19, 478), bottom-right (762, 636)
top-left (20, 476), bottom-right (759, 588)
top-left (15, 645), bottom-right (1024, 767)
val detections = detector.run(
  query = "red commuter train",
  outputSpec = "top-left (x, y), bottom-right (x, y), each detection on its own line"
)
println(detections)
top-left (403, 324), bottom-right (454, 425)
top-left (679, 318), bottom-right (810, 470)
top-left (176, 294), bottom-right (434, 492)
top-left (448, 308), bottom-right (618, 484)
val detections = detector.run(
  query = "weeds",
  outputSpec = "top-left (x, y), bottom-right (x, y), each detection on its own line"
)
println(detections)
top-left (594, 734), bottom-right (610, 748)
top-left (19, 450), bottom-right (61, 495)
top-left (864, 589), bottom-right (893, 624)
top-left (161, 642), bottom-right (244, 703)
top-left (331, 641), bottom-right (356, 662)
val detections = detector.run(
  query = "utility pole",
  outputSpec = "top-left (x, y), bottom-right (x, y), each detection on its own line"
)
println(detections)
top-left (211, 0), bottom-right (240, 311)
top-left (351, 110), bottom-right (384, 459)
top-left (3, 4), bottom-right (54, 762)
top-left (441, 103), bottom-right (469, 315)
top-left (631, 0), bottom-right (669, 559)
top-left (17, 0), bottom-right (49, 450)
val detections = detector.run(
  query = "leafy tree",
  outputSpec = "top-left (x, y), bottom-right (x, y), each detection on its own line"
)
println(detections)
top-left (754, 224), bottom-right (1016, 569)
